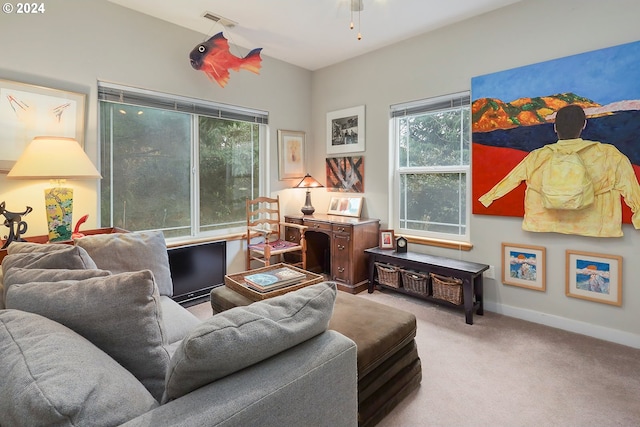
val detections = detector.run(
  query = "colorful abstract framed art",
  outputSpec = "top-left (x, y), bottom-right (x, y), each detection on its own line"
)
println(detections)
top-left (501, 243), bottom-right (546, 291)
top-left (565, 250), bottom-right (622, 306)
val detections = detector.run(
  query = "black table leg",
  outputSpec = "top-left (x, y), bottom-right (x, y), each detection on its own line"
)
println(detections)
top-left (462, 277), bottom-right (474, 325)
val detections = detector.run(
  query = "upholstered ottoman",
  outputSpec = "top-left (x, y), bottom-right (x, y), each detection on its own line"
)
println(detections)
top-left (211, 284), bottom-right (422, 427)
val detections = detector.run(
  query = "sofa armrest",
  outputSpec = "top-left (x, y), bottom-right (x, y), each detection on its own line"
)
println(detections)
top-left (121, 330), bottom-right (357, 427)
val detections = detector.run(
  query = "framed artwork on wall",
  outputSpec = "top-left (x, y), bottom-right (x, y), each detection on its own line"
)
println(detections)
top-left (565, 250), bottom-right (622, 306)
top-left (0, 79), bottom-right (86, 172)
top-left (327, 196), bottom-right (363, 218)
top-left (501, 243), bottom-right (546, 291)
top-left (325, 156), bottom-right (364, 192)
top-left (277, 129), bottom-right (305, 180)
top-left (326, 105), bottom-right (365, 154)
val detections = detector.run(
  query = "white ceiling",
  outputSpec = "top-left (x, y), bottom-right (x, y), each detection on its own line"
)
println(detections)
top-left (108, 0), bottom-right (522, 71)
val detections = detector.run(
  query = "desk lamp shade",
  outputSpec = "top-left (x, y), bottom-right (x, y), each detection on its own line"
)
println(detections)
top-left (7, 136), bottom-right (102, 242)
top-left (294, 173), bottom-right (323, 215)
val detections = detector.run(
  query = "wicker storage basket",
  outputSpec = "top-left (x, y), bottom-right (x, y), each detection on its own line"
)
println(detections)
top-left (400, 269), bottom-right (429, 295)
top-left (430, 273), bottom-right (463, 305)
top-left (375, 262), bottom-right (401, 288)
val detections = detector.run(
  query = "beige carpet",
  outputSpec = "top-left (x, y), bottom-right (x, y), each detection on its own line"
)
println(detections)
top-left (188, 289), bottom-right (640, 427)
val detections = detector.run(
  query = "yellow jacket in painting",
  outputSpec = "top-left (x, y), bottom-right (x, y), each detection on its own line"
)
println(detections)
top-left (479, 138), bottom-right (640, 237)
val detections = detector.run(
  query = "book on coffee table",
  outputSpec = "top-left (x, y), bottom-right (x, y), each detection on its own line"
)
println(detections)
top-left (244, 266), bottom-right (307, 292)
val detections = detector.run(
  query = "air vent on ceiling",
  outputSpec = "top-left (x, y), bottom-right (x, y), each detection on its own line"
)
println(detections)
top-left (202, 11), bottom-right (237, 28)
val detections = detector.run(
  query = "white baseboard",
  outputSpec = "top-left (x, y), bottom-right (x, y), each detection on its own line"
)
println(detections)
top-left (484, 302), bottom-right (640, 349)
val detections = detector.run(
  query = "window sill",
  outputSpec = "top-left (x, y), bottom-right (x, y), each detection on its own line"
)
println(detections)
top-left (399, 235), bottom-right (473, 251)
top-left (166, 232), bottom-right (246, 248)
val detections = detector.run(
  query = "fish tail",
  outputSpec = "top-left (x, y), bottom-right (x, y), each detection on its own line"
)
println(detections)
top-left (241, 48), bottom-right (263, 74)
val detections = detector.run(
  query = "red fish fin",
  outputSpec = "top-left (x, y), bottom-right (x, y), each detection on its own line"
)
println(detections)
top-left (206, 70), bottom-right (230, 88)
top-left (241, 48), bottom-right (263, 75)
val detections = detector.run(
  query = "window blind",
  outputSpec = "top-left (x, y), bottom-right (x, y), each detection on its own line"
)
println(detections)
top-left (390, 91), bottom-right (470, 118)
top-left (98, 81), bottom-right (268, 124)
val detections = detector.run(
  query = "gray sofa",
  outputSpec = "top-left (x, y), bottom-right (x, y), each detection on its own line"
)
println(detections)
top-left (0, 232), bottom-right (357, 427)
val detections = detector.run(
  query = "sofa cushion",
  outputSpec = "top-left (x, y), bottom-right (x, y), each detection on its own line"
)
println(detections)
top-left (5, 270), bottom-right (171, 402)
top-left (163, 282), bottom-right (336, 402)
top-left (1, 245), bottom-right (97, 273)
top-left (3, 267), bottom-right (111, 289)
top-left (6, 241), bottom-right (70, 254)
top-left (0, 309), bottom-right (158, 426)
top-left (160, 295), bottom-right (202, 344)
top-left (75, 231), bottom-right (174, 296)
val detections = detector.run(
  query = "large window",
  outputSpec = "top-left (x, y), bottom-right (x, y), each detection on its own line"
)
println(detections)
top-left (390, 92), bottom-right (470, 241)
top-left (98, 83), bottom-right (267, 239)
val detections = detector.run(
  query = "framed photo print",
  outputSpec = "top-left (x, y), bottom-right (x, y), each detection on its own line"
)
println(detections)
top-left (566, 250), bottom-right (622, 306)
top-left (379, 230), bottom-right (395, 249)
top-left (0, 79), bottom-right (86, 172)
top-left (277, 129), bottom-right (305, 180)
top-left (501, 243), bottom-right (546, 291)
top-left (326, 105), bottom-right (365, 154)
top-left (327, 196), bottom-right (363, 217)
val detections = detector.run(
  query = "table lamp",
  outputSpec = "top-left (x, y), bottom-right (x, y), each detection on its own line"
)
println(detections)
top-left (7, 136), bottom-right (102, 242)
top-left (294, 173), bottom-right (323, 215)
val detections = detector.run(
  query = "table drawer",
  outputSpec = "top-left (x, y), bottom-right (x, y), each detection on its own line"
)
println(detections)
top-left (332, 224), bottom-right (353, 234)
top-left (306, 220), bottom-right (332, 232)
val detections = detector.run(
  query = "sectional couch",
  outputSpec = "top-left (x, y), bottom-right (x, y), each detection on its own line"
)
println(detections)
top-left (0, 232), bottom-right (357, 426)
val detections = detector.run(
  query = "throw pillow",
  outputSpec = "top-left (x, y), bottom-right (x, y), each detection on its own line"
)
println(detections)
top-left (0, 310), bottom-right (158, 426)
top-left (5, 270), bottom-right (171, 402)
top-left (163, 282), bottom-right (336, 402)
top-left (75, 231), bottom-right (174, 296)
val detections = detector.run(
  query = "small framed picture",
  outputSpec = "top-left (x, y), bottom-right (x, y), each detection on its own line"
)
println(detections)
top-left (277, 129), bottom-right (305, 180)
top-left (379, 230), bottom-right (395, 249)
top-left (566, 250), bottom-right (622, 306)
top-left (327, 196), bottom-right (363, 217)
top-left (326, 105), bottom-right (365, 155)
top-left (501, 243), bottom-right (546, 291)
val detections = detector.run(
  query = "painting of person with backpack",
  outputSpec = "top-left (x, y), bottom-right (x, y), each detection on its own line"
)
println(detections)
top-left (479, 105), bottom-right (640, 237)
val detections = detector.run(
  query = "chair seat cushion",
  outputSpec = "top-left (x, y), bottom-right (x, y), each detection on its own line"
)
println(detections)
top-left (248, 239), bottom-right (300, 252)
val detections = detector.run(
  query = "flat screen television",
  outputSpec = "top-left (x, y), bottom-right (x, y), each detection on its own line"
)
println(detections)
top-left (168, 240), bottom-right (226, 305)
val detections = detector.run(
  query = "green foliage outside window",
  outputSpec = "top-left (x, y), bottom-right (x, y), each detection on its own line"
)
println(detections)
top-left (100, 101), bottom-right (261, 238)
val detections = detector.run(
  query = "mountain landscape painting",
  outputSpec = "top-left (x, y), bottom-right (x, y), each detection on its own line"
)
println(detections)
top-left (471, 39), bottom-right (640, 223)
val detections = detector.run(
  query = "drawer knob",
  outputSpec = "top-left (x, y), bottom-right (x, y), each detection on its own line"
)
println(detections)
top-left (338, 267), bottom-right (345, 273)
top-left (337, 244), bottom-right (345, 250)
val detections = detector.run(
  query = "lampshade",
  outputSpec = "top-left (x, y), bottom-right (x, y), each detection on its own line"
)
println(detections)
top-left (294, 174), bottom-right (323, 215)
top-left (7, 136), bottom-right (102, 180)
top-left (294, 173), bottom-right (324, 189)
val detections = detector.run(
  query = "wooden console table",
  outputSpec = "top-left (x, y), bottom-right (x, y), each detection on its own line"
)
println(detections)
top-left (365, 247), bottom-right (489, 325)
top-left (285, 214), bottom-right (379, 294)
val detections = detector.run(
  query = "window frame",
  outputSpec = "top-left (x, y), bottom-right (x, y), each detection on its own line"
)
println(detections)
top-left (97, 82), bottom-right (269, 242)
top-left (389, 91), bottom-right (471, 243)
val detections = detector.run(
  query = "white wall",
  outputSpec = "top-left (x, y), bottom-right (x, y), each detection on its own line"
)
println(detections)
top-left (307, 0), bottom-right (640, 347)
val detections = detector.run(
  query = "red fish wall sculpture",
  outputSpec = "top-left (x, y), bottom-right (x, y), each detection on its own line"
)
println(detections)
top-left (189, 32), bottom-right (262, 88)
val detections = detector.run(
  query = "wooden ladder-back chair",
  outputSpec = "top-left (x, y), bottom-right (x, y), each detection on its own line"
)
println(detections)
top-left (245, 196), bottom-right (308, 271)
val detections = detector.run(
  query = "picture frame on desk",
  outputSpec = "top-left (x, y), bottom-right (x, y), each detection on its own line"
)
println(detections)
top-left (0, 79), bottom-right (86, 172)
top-left (327, 196), bottom-right (363, 218)
top-left (379, 230), bottom-right (395, 249)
